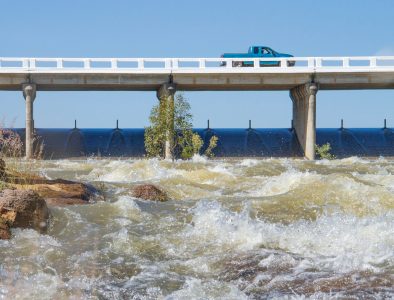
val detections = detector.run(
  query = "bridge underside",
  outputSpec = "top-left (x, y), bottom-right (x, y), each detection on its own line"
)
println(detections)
top-left (0, 71), bottom-right (394, 91)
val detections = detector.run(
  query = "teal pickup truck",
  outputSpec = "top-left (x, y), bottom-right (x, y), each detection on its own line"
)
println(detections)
top-left (220, 46), bottom-right (294, 67)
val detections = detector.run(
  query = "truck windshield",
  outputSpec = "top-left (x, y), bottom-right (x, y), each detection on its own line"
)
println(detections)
top-left (269, 48), bottom-right (278, 55)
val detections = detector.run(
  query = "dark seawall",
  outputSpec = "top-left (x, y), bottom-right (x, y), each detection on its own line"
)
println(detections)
top-left (10, 127), bottom-right (394, 159)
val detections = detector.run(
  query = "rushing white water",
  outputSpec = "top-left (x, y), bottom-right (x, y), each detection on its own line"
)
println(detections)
top-left (1, 157), bottom-right (393, 299)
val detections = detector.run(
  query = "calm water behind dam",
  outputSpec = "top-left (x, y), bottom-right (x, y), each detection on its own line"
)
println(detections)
top-left (0, 156), bottom-right (393, 299)
top-left (12, 127), bottom-right (394, 158)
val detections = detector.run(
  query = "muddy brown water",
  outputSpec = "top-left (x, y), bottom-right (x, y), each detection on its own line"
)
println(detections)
top-left (0, 156), bottom-right (393, 299)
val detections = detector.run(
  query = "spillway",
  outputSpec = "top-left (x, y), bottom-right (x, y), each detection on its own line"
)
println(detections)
top-left (8, 127), bottom-right (394, 158)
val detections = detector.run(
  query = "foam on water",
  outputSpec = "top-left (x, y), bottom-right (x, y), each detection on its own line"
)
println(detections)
top-left (165, 278), bottom-right (248, 300)
top-left (191, 154), bottom-right (209, 164)
top-left (83, 158), bottom-right (212, 183)
top-left (239, 159), bottom-right (261, 167)
top-left (180, 200), bottom-right (394, 273)
top-left (243, 169), bottom-right (321, 197)
top-left (2, 157), bottom-right (393, 298)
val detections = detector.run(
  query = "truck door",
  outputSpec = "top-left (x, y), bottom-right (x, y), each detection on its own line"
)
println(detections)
top-left (261, 47), bottom-right (274, 57)
top-left (260, 47), bottom-right (277, 66)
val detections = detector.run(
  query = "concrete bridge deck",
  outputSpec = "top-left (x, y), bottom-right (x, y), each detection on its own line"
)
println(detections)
top-left (1, 56), bottom-right (393, 160)
top-left (1, 56), bottom-right (394, 91)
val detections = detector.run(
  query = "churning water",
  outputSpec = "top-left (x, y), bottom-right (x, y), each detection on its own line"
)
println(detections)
top-left (1, 157), bottom-right (393, 299)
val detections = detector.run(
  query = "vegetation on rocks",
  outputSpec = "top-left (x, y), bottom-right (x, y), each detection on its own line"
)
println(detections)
top-left (144, 93), bottom-right (218, 159)
top-left (0, 158), bottom-right (6, 190)
top-left (0, 125), bottom-right (102, 239)
top-left (0, 126), bottom-right (44, 188)
top-left (315, 143), bottom-right (336, 160)
top-left (0, 128), bottom-right (23, 158)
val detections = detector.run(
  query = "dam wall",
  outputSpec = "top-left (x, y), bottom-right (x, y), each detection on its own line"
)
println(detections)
top-left (6, 127), bottom-right (394, 159)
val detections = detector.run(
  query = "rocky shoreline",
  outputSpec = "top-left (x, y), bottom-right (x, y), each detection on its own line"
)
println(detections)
top-left (0, 157), bottom-right (100, 239)
top-left (0, 157), bottom-right (170, 239)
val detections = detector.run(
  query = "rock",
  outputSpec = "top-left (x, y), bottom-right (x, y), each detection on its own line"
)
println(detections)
top-left (44, 197), bottom-right (89, 206)
top-left (19, 179), bottom-right (99, 206)
top-left (0, 218), bottom-right (11, 240)
top-left (132, 184), bottom-right (169, 202)
top-left (6, 168), bottom-right (100, 206)
top-left (0, 189), bottom-right (50, 232)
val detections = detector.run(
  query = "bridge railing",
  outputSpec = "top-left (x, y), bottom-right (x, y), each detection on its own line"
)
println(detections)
top-left (0, 56), bottom-right (394, 72)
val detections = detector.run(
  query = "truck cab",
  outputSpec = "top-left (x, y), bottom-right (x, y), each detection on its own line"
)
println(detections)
top-left (221, 46), bottom-right (294, 67)
top-left (249, 46), bottom-right (276, 56)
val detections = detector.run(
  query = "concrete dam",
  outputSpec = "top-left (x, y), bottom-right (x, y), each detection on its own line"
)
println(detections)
top-left (11, 127), bottom-right (394, 159)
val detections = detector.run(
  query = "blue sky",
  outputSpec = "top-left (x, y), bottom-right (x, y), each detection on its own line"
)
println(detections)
top-left (1, 0), bottom-right (393, 128)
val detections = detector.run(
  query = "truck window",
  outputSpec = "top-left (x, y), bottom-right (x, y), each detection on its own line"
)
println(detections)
top-left (261, 48), bottom-right (270, 55)
top-left (253, 47), bottom-right (259, 54)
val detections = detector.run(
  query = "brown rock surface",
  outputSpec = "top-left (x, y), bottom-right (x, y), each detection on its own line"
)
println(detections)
top-left (20, 179), bottom-right (98, 206)
top-left (0, 218), bottom-right (11, 239)
top-left (0, 189), bottom-right (50, 232)
top-left (3, 166), bottom-right (99, 206)
top-left (132, 184), bottom-right (169, 202)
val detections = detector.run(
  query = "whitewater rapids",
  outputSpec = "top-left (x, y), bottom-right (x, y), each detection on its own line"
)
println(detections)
top-left (0, 156), bottom-right (393, 299)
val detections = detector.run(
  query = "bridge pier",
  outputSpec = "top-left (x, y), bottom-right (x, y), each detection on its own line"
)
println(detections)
top-left (157, 82), bottom-right (177, 160)
top-left (22, 83), bottom-right (36, 159)
top-left (290, 83), bottom-right (318, 160)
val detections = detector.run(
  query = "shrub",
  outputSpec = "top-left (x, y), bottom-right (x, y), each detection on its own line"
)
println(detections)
top-left (0, 128), bottom-right (23, 158)
top-left (315, 143), bottom-right (336, 160)
top-left (205, 136), bottom-right (218, 158)
top-left (192, 133), bottom-right (204, 155)
top-left (0, 124), bottom-right (42, 185)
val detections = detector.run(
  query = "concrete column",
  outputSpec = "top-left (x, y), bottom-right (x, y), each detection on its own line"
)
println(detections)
top-left (22, 84), bottom-right (37, 159)
top-left (290, 83), bottom-right (318, 160)
top-left (157, 82), bottom-right (176, 160)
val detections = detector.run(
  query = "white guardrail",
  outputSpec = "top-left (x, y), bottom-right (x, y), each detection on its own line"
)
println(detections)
top-left (0, 57), bottom-right (394, 73)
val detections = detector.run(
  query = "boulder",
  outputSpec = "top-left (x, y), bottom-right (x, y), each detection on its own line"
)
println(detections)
top-left (0, 189), bottom-right (50, 232)
top-left (19, 179), bottom-right (99, 206)
top-left (132, 184), bottom-right (169, 202)
top-left (0, 218), bottom-right (11, 240)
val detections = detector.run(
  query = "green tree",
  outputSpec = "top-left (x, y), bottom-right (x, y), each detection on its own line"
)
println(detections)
top-left (144, 93), bottom-right (194, 159)
top-left (145, 93), bottom-right (218, 159)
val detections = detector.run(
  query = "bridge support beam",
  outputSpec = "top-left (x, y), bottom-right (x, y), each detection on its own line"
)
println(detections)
top-left (290, 83), bottom-right (318, 160)
top-left (22, 83), bottom-right (37, 159)
top-left (157, 82), bottom-right (177, 160)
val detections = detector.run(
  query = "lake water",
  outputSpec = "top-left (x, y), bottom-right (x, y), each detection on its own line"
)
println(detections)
top-left (1, 157), bottom-right (393, 299)
top-left (10, 127), bottom-right (394, 158)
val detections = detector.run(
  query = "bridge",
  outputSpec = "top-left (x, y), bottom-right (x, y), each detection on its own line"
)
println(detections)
top-left (1, 56), bottom-right (394, 159)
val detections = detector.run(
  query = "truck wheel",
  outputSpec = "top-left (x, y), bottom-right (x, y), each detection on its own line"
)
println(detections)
top-left (232, 61), bottom-right (243, 67)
